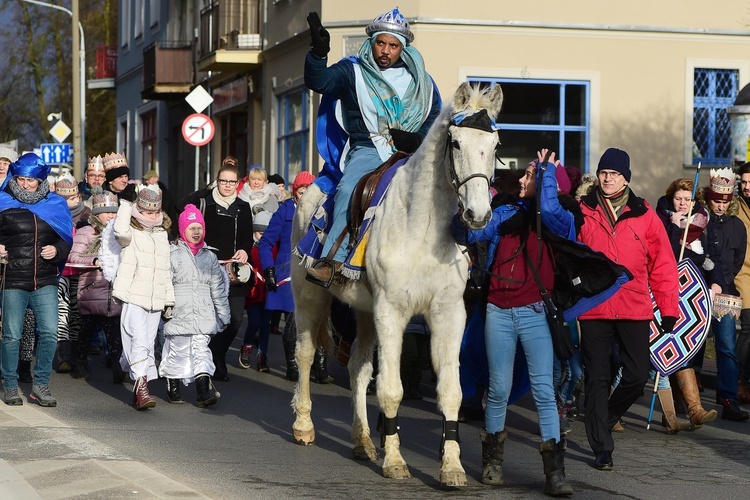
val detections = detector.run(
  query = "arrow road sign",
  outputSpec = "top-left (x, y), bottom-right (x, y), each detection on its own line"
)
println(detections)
top-left (182, 113), bottom-right (215, 147)
top-left (40, 143), bottom-right (73, 164)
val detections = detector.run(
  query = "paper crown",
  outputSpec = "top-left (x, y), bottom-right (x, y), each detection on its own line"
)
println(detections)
top-left (136, 183), bottom-right (162, 211)
top-left (56, 172), bottom-right (79, 198)
top-left (365, 8), bottom-right (414, 44)
top-left (707, 167), bottom-right (735, 201)
top-left (103, 152), bottom-right (127, 171)
top-left (87, 155), bottom-right (105, 172)
top-left (91, 186), bottom-right (119, 214)
top-left (0, 146), bottom-right (19, 163)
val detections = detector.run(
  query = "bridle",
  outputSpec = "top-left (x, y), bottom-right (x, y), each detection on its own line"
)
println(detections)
top-left (445, 109), bottom-right (501, 199)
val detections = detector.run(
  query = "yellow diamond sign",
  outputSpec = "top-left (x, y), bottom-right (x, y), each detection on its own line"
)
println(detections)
top-left (49, 120), bottom-right (72, 143)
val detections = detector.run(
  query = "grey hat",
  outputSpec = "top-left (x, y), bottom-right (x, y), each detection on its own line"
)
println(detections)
top-left (253, 210), bottom-right (273, 232)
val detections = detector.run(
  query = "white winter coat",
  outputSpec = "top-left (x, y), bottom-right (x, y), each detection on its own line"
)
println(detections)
top-left (112, 201), bottom-right (175, 311)
top-left (164, 241), bottom-right (230, 336)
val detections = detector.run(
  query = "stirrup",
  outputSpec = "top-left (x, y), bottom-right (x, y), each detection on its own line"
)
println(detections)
top-left (305, 258), bottom-right (337, 289)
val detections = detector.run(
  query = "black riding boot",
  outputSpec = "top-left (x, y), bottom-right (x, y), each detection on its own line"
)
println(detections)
top-left (539, 438), bottom-right (573, 496)
top-left (72, 357), bottom-right (90, 380)
top-left (311, 347), bottom-right (333, 384)
top-left (196, 373), bottom-right (218, 408)
top-left (166, 378), bottom-right (184, 404)
top-left (283, 339), bottom-right (299, 382)
top-left (481, 428), bottom-right (506, 486)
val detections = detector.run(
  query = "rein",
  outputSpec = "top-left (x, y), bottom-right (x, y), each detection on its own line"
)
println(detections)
top-left (445, 131), bottom-right (491, 200)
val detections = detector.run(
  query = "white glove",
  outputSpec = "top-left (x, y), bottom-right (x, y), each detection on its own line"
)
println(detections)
top-left (689, 239), bottom-right (704, 255)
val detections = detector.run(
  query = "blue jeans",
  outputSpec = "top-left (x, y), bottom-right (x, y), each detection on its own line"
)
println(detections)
top-left (1, 286), bottom-right (59, 388)
top-left (243, 303), bottom-right (272, 354)
top-left (713, 314), bottom-right (739, 400)
top-left (484, 302), bottom-right (560, 442)
top-left (321, 146), bottom-right (382, 262)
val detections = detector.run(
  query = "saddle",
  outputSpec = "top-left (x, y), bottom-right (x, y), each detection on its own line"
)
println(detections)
top-left (348, 151), bottom-right (409, 242)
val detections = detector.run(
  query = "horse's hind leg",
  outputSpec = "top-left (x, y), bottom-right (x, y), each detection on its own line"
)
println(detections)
top-left (427, 300), bottom-right (468, 487)
top-left (292, 291), bottom-right (331, 445)
top-left (373, 299), bottom-right (411, 480)
top-left (350, 310), bottom-right (378, 461)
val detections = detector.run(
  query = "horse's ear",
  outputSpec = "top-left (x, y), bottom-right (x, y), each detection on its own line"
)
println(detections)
top-left (487, 84), bottom-right (504, 118)
top-left (452, 82), bottom-right (473, 111)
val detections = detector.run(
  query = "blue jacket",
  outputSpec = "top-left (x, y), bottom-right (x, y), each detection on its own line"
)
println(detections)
top-left (259, 199), bottom-right (295, 312)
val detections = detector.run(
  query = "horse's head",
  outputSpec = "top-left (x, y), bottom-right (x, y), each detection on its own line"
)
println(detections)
top-left (447, 83), bottom-right (503, 229)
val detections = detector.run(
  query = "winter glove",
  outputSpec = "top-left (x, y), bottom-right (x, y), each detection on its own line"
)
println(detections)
top-left (161, 306), bottom-right (173, 323)
top-left (264, 267), bottom-right (278, 292)
top-left (120, 183), bottom-right (137, 203)
top-left (660, 316), bottom-right (678, 334)
top-left (307, 12), bottom-right (330, 58)
top-left (389, 128), bottom-right (422, 154)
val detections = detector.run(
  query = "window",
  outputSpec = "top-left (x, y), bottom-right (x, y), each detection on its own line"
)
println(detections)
top-left (118, 114), bottom-right (129, 159)
top-left (220, 112), bottom-right (248, 172)
top-left (277, 89), bottom-right (309, 181)
top-left (692, 68), bottom-right (738, 166)
top-left (120, 0), bottom-right (130, 48)
top-left (141, 110), bottom-right (156, 173)
top-left (468, 78), bottom-right (589, 171)
top-left (134, 0), bottom-right (143, 39)
top-left (149, 0), bottom-right (160, 27)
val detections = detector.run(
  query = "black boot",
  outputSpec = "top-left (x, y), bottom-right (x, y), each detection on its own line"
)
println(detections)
top-left (112, 359), bottom-right (126, 384)
top-left (196, 373), bottom-right (218, 408)
top-left (481, 428), bottom-right (506, 486)
top-left (539, 438), bottom-right (573, 496)
top-left (283, 339), bottom-right (299, 382)
top-left (17, 360), bottom-right (33, 383)
top-left (166, 378), bottom-right (184, 404)
top-left (311, 347), bottom-right (334, 384)
top-left (56, 340), bottom-right (74, 373)
top-left (72, 358), bottom-right (91, 380)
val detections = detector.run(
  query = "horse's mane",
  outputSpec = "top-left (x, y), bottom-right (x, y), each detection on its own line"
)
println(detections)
top-left (451, 84), bottom-right (497, 116)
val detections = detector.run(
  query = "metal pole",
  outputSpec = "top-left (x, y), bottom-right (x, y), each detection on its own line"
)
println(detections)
top-left (195, 146), bottom-right (200, 191)
top-left (22, 0), bottom-right (86, 179)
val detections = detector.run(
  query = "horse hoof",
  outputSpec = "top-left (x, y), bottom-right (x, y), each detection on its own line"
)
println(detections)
top-left (383, 464), bottom-right (412, 480)
top-left (353, 444), bottom-right (379, 462)
top-left (293, 428), bottom-right (316, 446)
top-left (440, 471), bottom-right (468, 488)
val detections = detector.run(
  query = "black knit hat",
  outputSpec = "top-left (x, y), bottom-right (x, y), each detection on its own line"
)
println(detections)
top-left (597, 148), bottom-right (631, 182)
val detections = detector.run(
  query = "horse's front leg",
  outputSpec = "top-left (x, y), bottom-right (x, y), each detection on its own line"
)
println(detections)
top-left (292, 301), bottom-right (327, 445)
top-left (349, 310), bottom-right (378, 461)
top-left (373, 299), bottom-right (411, 480)
top-left (427, 300), bottom-right (469, 487)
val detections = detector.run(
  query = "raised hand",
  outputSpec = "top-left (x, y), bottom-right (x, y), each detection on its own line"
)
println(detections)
top-left (307, 12), bottom-right (330, 58)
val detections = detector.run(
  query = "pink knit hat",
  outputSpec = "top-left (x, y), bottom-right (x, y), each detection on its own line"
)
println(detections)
top-left (179, 204), bottom-right (206, 243)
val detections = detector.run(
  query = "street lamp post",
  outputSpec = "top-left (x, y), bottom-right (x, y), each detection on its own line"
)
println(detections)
top-left (22, 0), bottom-right (86, 179)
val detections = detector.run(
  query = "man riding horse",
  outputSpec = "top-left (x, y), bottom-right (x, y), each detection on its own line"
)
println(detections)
top-left (303, 8), bottom-right (442, 284)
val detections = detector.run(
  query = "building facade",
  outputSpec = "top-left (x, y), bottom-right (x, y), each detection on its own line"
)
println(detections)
top-left (116, 1), bottom-right (750, 202)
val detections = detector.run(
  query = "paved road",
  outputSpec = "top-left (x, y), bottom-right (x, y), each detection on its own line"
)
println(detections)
top-left (1, 332), bottom-right (749, 499)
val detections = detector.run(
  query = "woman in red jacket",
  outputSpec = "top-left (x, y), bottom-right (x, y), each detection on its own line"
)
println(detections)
top-left (576, 148), bottom-right (679, 471)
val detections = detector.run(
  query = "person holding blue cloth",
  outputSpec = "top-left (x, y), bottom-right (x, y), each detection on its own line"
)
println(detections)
top-left (0, 153), bottom-right (73, 407)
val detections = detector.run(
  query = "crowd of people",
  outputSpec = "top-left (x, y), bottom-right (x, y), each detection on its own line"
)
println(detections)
top-left (3, 6), bottom-right (750, 497)
top-left (0, 145), bottom-right (316, 411)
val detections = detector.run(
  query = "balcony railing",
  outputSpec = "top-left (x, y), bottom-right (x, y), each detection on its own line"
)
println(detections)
top-left (199, 0), bottom-right (261, 60)
top-left (142, 41), bottom-right (193, 100)
top-left (95, 46), bottom-right (117, 79)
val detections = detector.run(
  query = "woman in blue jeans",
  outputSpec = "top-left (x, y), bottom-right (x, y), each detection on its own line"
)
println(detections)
top-left (0, 153), bottom-right (73, 407)
top-left (453, 150), bottom-right (575, 496)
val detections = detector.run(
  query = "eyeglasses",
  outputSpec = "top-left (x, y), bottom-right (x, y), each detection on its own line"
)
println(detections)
top-left (87, 173), bottom-right (105, 179)
top-left (217, 178), bottom-right (239, 186)
top-left (598, 170), bottom-right (622, 179)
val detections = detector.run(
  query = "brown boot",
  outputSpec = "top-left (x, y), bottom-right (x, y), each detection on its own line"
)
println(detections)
top-left (305, 260), bottom-right (342, 286)
top-left (657, 388), bottom-right (692, 434)
top-left (133, 376), bottom-right (156, 411)
top-left (737, 380), bottom-right (750, 404)
top-left (674, 368), bottom-right (717, 428)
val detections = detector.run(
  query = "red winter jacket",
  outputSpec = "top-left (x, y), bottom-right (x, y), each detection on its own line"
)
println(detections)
top-left (577, 189), bottom-right (679, 321)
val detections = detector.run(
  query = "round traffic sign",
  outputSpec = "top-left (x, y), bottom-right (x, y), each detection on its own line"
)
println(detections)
top-left (182, 113), bottom-right (215, 147)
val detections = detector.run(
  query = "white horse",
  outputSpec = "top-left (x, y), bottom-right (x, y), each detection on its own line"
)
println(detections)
top-left (290, 82), bottom-right (503, 487)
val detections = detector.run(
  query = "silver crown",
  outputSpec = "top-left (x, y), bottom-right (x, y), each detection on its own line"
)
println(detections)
top-left (365, 8), bottom-right (414, 44)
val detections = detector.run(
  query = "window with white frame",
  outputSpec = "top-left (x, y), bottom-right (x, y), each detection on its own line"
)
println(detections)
top-left (277, 89), bottom-right (309, 182)
top-left (469, 77), bottom-right (590, 171)
top-left (120, 0), bottom-right (130, 48)
top-left (141, 110), bottom-right (156, 173)
top-left (692, 68), bottom-right (738, 166)
top-left (118, 115), bottom-right (128, 159)
top-left (149, 0), bottom-right (159, 27)
top-left (134, 0), bottom-right (144, 39)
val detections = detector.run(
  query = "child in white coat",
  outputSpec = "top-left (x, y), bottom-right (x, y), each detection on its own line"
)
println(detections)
top-left (159, 204), bottom-right (230, 407)
top-left (113, 184), bottom-right (174, 410)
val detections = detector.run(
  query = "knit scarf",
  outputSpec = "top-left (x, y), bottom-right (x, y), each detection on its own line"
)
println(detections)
top-left (131, 205), bottom-right (163, 228)
top-left (357, 39), bottom-right (433, 136)
top-left (212, 186), bottom-right (237, 209)
top-left (69, 199), bottom-right (86, 219)
top-left (8, 177), bottom-right (50, 204)
top-left (596, 186), bottom-right (629, 228)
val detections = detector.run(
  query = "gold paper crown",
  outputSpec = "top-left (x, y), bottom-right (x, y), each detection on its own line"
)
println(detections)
top-left (103, 152), bottom-right (127, 171)
top-left (87, 155), bottom-right (105, 172)
top-left (55, 171), bottom-right (79, 198)
top-left (91, 190), bottom-right (119, 213)
top-left (709, 167), bottom-right (734, 195)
